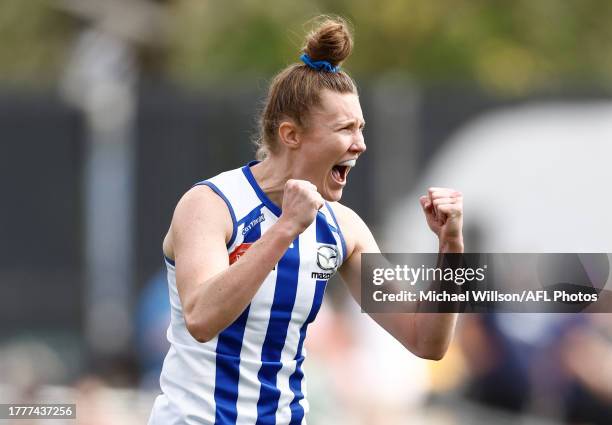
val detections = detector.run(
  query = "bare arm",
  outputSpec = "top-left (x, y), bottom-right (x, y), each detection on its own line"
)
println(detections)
top-left (336, 188), bottom-right (463, 360)
top-left (166, 180), bottom-right (323, 342)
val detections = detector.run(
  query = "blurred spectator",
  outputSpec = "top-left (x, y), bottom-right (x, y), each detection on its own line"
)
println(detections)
top-left (459, 314), bottom-right (531, 412)
top-left (558, 315), bottom-right (612, 424)
top-left (306, 298), bottom-right (431, 425)
top-left (135, 269), bottom-right (170, 390)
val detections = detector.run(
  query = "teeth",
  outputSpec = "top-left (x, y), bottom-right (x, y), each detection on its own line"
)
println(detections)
top-left (337, 159), bottom-right (356, 167)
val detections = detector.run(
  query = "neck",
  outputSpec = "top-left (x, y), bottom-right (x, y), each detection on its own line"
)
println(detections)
top-left (250, 155), bottom-right (295, 208)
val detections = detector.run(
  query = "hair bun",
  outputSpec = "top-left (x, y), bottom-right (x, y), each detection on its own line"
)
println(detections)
top-left (303, 17), bottom-right (353, 68)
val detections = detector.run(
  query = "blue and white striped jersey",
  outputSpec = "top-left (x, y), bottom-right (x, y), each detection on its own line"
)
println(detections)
top-left (149, 161), bottom-right (347, 425)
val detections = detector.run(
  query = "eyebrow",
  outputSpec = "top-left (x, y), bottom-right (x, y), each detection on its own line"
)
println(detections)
top-left (335, 119), bottom-right (366, 127)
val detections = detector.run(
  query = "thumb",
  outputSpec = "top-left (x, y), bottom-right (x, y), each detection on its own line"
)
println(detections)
top-left (419, 195), bottom-right (430, 210)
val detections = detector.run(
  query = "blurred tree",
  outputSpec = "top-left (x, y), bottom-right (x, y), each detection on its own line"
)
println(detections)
top-left (0, 0), bottom-right (74, 85)
top-left (3, 0), bottom-right (612, 94)
top-left (167, 0), bottom-right (612, 94)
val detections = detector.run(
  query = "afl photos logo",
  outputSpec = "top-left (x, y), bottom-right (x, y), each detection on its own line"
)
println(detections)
top-left (317, 245), bottom-right (338, 271)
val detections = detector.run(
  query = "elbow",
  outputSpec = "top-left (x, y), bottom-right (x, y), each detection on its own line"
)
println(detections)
top-left (416, 348), bottom-right (447, 361)
top-left (410, 341), bottom-right (450, 361)
top-left (184, 311), bottom-right (217, 343)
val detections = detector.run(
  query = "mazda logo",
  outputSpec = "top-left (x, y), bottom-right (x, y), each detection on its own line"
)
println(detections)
top-left (317, 245), bottom-right (338, 271)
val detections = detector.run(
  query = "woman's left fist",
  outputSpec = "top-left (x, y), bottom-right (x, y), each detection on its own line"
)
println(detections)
top-left (419, 187), bottom-right (463, 249)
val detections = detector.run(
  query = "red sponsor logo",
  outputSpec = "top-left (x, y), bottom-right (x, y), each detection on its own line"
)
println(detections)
top-left (229, 243), bottom-right (252, 264)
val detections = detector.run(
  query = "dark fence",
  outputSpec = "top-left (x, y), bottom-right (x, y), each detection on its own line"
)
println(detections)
top-left (0, 90), bottom-right (83, 334)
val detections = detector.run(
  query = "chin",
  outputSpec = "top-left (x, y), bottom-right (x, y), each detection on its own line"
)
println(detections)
top-left (323, 189), bottom-right (343, 203)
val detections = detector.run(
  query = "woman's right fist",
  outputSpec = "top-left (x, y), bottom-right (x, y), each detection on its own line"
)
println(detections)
top-left (279, 179), bottom-right (324, 235)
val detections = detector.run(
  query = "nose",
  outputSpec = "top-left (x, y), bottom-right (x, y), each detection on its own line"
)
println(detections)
top-left (350, 133), bottom-right (366, 154)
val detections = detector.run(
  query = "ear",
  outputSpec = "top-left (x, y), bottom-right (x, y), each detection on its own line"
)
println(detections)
top-left (278, 120), bottom-right (301, 150)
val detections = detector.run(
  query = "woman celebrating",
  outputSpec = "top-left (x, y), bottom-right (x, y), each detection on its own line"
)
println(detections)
top-left (149, 16), bottom-right (463, 425)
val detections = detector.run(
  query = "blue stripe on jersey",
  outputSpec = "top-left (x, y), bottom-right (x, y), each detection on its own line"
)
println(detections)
top-left (255, 237), bottom-right (301, 425)
top-left (287, 212), bottom-right (335, 423)
top-left (288, 279), bottom-right (327, 424)
top-left (325, 203), bottom-right (347, 264)
top-left (194, 181), bottom-right (238, 248)
top-left (315, 211), bottom-right (337, 245)
top-left (214, 306), bottom-right (251, 425)
top-left (242, 161), bottom-right (282, 217)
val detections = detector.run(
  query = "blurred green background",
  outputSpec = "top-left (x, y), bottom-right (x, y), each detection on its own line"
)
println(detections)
top-left (5, 0), bottom-right (612, 93)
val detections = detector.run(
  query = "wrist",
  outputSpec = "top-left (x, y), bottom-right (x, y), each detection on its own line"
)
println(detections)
top-left (274, 217), bottom-right (302, 242)
top-left (439, 237), bottom-right (464, 253)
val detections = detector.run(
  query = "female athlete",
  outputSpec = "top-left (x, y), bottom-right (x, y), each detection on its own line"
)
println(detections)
top-left (149, 16), bottom-right (463, 425)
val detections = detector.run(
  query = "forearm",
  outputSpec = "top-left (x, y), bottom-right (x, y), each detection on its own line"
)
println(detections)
top-left (409, 312), bottom-right (458, 360)
top-left (411, 237), bottom-right (463, 358)
top-left (185, 220), bottom-right (297, 342)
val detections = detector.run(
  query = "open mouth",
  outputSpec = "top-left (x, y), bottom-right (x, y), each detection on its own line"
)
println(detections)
top-left (331, 159), bottom-right (356, 184)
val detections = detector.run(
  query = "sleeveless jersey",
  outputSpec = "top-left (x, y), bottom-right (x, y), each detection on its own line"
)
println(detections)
top-left (149, 161), bottom-right (347, 425)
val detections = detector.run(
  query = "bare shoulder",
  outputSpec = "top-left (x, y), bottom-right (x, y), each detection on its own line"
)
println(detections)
top-left (327, 201), bottom-right (375, 258)
top-left (163, 184), bottom-right (233, 260)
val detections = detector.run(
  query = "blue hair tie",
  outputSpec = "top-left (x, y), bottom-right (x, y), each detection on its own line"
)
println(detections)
top-left (300, 53), bottom-right (340, 73)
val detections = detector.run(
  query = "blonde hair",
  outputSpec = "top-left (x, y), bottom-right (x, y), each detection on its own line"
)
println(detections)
top-left (255, 16), bottom-right (357, 159)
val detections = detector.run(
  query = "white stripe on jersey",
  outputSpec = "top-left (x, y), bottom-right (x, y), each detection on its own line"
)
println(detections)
top-left (235, 207), bottom-right (276, 425)
top-left (274, 222), bottom-right (318, 425)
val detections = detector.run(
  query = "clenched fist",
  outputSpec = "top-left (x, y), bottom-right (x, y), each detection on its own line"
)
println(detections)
top-left (278, 179), bottom-right (324, 235)
top-left (419, 187), bottom-right (464, 251)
